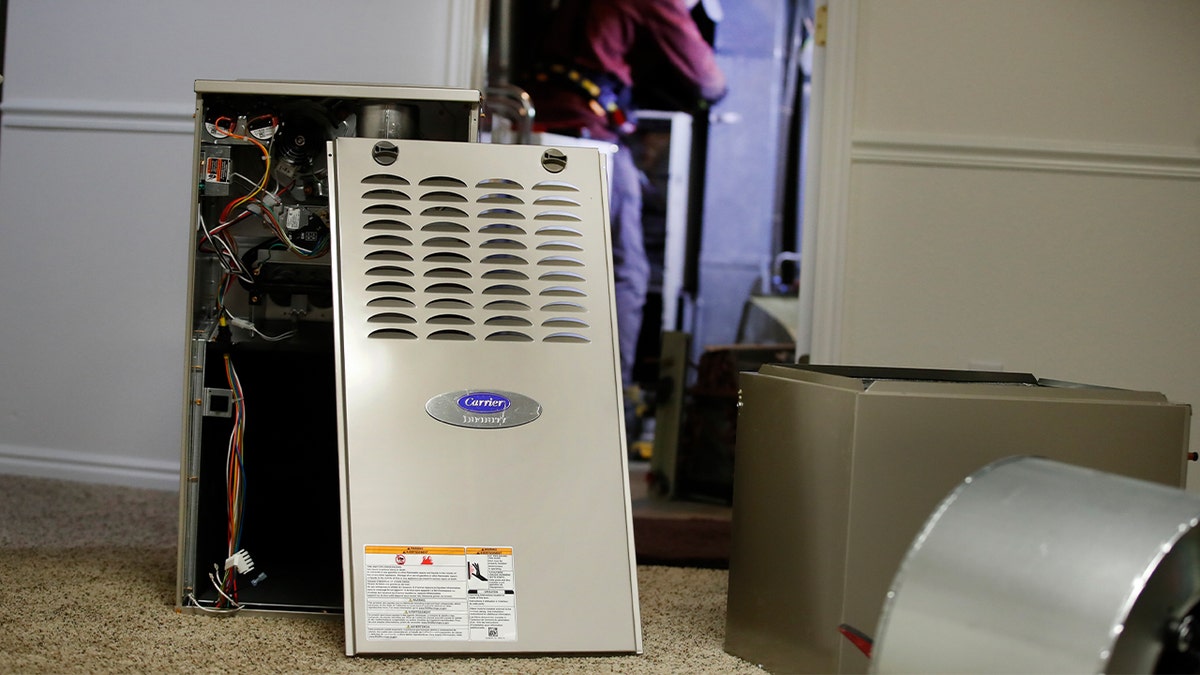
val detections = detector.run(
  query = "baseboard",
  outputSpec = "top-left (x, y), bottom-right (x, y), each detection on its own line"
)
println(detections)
top-left (0, 444), bottom-right (179, 491)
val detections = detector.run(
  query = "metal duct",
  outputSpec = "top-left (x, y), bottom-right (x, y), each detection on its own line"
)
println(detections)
top-left (874, 456), bottom-right (1200, 674)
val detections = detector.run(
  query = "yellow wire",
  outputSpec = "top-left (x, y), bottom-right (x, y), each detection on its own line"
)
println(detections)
top-left (215, 118), bottom-right (273, 222)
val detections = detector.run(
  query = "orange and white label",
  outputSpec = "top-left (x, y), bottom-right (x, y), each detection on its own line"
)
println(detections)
top-left (362, 544), bottom-right (516, 642)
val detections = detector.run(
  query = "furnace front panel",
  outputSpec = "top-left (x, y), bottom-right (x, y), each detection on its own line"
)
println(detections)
top-left (329, 138), bottom-right (642, 655)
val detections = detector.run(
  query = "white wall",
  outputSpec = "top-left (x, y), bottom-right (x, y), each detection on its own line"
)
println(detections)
top-left (0, 0), bottom-right (486, 489)
top-left (807, 0), bottom-right (1200, 485)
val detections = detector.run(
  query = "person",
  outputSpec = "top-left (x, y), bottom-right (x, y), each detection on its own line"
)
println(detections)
top-left (518, 0), bottom-right (727, 397)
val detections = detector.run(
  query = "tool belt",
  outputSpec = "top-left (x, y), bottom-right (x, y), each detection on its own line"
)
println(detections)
top-left (534, 63), bottom-right (636, 135)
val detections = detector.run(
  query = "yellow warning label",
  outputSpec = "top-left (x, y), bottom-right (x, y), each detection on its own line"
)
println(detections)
top-left (466, 547), bottom-right (513, 555)
top-left (365, 545), bottom-right (465, 556)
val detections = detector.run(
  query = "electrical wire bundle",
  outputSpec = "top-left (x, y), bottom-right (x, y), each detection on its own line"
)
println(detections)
top-left (216, 352), bottom-right (247, 609)
top-left (195, 114), bottom-right (329, 343)
top-left (205, 114), bottom-right (329, 259)
top-left (186, 352), bottom-right (251, 614)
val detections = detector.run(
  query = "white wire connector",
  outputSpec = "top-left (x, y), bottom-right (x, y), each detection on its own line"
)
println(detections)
top-left (224, 549), bottom-right (255, 575)
top-left (226, 316), bottom-right (256, 332)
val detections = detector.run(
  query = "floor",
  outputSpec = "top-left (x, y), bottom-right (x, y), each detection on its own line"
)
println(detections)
top-left (628, 460), bottom-right (733, 568)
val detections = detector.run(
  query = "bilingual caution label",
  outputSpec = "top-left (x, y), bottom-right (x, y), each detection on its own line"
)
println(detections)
top-left (466, 547), bottom-right (517, 641)
top-left (363, 545), bottom-right (516, 642)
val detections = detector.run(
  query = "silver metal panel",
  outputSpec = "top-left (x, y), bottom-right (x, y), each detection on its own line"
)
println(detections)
top-left (874, 457), bottom-right (1200, 674)
top-left (329, 138), bottom-right (641, 655)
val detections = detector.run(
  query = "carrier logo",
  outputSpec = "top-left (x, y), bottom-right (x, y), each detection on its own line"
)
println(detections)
top-left (458, 393), bottom-right (511, 414)
top-left (426, 389), bottom-right (541, 429)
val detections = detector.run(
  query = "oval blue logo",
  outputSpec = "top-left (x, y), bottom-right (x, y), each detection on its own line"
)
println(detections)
top-left (457, 392), bottom-right (511, 414)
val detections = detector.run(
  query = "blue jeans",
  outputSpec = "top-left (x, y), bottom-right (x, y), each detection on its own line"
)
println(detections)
top-left (609, 142), bottom-right (649, 389)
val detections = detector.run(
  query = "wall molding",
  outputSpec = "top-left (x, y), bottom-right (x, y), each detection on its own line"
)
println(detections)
top-left (852, 132), bottom-right (1200, 180)
top-left (0, 444), bottom-right (179, 491)
top-left (0, 98), bottom-right (195, 134)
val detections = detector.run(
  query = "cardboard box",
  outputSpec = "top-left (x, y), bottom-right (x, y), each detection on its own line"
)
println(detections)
top-left (724, 364), bottom-right (1191, 674)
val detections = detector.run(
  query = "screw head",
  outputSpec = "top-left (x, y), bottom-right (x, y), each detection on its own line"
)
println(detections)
top-left (541, 148), bottom-right (568, 173)
top-left (372, 141), bottom-right (399, 166)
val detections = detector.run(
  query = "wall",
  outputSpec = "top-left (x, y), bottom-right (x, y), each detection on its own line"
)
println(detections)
top-left (0, 0), bottom-right (485, 488)
top-left (806, 0), bottom-right (1200, 485)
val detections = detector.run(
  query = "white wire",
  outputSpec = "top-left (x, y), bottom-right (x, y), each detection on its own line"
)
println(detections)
top-left (186, 592), bottom-right (242, 616)
top-left (208, 571), bottom-right (242, 609)
top-left (222, 310), bottom-right (298, 342)
top-left (197, 208), bottom-right (255, 283)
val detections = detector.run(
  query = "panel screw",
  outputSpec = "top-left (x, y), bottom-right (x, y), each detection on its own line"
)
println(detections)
top-left (372, 141), bottom-right (399, 166)
top-left (541, 148), bottom-right (567, 173)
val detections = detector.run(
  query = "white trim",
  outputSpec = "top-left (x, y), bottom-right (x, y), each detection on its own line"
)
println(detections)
top-left (0, 98), bottom-right (194, 134)
top-left (439, 0), bottom-right (489, 89)
top-left (795, 6), bottom-right (826, 360)
top-left (0, 444), bottom-right (179, 491)
top-left (805, 0), bottom-right (858, 365)
top-left (853, 132), bottom-right (1200, 180)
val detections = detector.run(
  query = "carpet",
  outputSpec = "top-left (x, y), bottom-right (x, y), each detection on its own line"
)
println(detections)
top-left (0, 474), bottom-right (757, 674)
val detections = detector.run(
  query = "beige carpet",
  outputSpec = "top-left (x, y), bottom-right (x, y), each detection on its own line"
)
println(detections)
top-left (0, 474), bottom-right (758, 674)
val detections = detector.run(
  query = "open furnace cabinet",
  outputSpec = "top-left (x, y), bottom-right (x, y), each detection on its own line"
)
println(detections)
top-left (178, 80), bottom-right (642, 657)
top-left (177, 80), bottom-right (481, 615)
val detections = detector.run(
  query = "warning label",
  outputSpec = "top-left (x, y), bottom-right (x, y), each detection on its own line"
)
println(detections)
top-left (466, 547), bottom-right (517, 641)
top-left (363, 545), bottom-right (516, 642)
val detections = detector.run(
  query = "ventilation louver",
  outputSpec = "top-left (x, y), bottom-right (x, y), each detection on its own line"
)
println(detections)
top-left (342, 153), bottom-right (602, 345)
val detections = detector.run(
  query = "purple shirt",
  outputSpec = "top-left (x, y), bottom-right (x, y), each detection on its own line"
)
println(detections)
top-left (524, 0), bottom-right (727, 141)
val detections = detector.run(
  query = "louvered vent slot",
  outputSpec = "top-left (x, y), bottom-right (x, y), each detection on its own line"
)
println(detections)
top-left (363, 189), bottom-right (410, 201)
top-left (349, 155), bottom-right (598, 345)
top-left (364, 219), bottom-right (412, 232)
top-left (364, 204), bottom-right (411, 216)
top-left (363, 173), bottom-right (411, 186)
